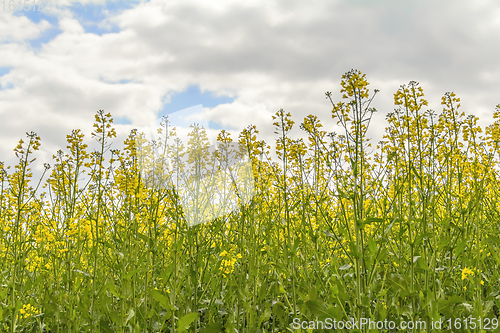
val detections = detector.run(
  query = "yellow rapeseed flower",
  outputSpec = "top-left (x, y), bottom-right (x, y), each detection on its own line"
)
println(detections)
top-left (19, 304), bottom-right (40, 319)
top-left (461, 267), bottom-right (474, 280)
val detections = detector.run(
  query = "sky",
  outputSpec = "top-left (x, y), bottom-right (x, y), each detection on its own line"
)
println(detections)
top-left (1, 0), bottom-right (500, 183)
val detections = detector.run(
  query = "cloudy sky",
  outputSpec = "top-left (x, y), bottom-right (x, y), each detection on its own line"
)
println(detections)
top-left (1, 0), bottom-right (500, 179)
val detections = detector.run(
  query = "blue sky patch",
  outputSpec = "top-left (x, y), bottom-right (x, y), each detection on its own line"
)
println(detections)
top-left (160, 104), bottom-right (208, 129)
top-left (114, 116), bottom-right (132, 125)
top-left (14, 5), bottom-right (58, 24)
top-left (28, 26), bottom-right (63, 49)
top-left (0, 67), bottom-right (11, 77)
top-left (14, 9), bottom-right (62, 49)
top-left (159, 85), bottom-right (236, 131)
top-left (0, 83), bottom-right (14, 91)
top-left (159, 85), bottom-right (235, 116)
top-left (68, 0), bottom-right (140, 36)
top-left (207, 120), bottom-right (232, 131)
top-left (0, 67), bottom-right (13, 90)
top-left (101, 78), bottom-right (134, 84)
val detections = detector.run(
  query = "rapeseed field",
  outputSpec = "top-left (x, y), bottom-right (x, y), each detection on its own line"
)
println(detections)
top-left (1, 69), bottom-right (500, 332)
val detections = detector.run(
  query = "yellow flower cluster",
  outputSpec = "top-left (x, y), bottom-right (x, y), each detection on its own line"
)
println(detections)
top-left (340, 69), bottom-right (370, 99)
top-left (19, 303), bottom-right (40, 319)
top-left (219, 249), bottom-right (242, 277)
top-left (461, 267), bottom-right (475, 280)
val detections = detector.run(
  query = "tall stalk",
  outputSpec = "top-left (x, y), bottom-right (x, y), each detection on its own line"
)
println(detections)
top-left (326, 69), bottom-right (377, 325)
top-left (273, 109), bottom-right (297, 316)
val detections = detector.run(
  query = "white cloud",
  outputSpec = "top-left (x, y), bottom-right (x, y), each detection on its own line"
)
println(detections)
top-left (1, 0), bottom-right (500, 185)
top-left (0, 12), bottom-right (51, 42)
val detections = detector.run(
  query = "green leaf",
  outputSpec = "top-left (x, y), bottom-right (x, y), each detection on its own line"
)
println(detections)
top-left (136, 232), bottom-right (149, 243)
top-left (349, 242), bottom-right (361, 258)
top-left (387, 274), bottom-right (409, 297)
top-left (258, 308), bottom-right (272, 326)
top-left (201, 322), bottom-right (223, 333)
top-left (417, 257), bottom-right (429, 271)
top-left (161, 263), bottom-right (175, 282)
top-left (108, 310), bottom-right (120, 324)
top-left (291, 238), bottom-right (300, 257)
top-left (455, 240), bottom-right (467, 256)
top-left (99, 318), bottom-right (114, 333)
top-left (377, 247), bottom-right (388, 262)
top-left (437, 236), bottom-right (449, 251)
top-left (105, 281), bottom-right (120, 298)
top-left (290, 200), bottom-right (301, 211)
top-left (309, 285), bottom-right (317, 301)
top-left (324, 230), bottom-right (336, 238)
top-left (438, 296), bottom-right (462, 317)
top-left (305, 300), bottom-right (330, 321)
top-left (384, 218), bottom-right (397, 235)
top-left (125, 309), bottom-right (135, 325)
top-left (365, 217), bottom-right (385, 224)
top-left (177, 312), bottom-right (198, 332)
top-left (339, 263), bottom-right (352, 271)
top-left (150, 289), bottom-right (171, 310)
top-left (368, 238), bottom-right (377, 254)
top-left (413, 232), bottom-right (434, 247)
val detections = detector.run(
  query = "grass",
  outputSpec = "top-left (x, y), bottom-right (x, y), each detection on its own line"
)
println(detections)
top-left (1, 69), bottom-right (500, 332)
